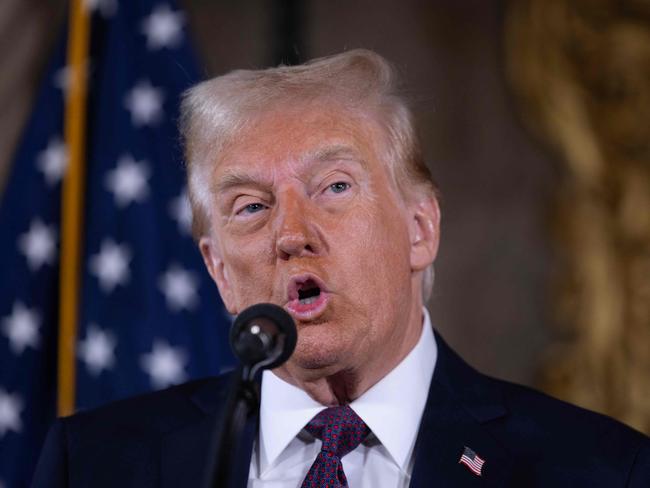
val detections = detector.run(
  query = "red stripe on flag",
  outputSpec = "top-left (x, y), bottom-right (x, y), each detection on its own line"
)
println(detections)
top-left (459, 454), bottom-right (484, 476)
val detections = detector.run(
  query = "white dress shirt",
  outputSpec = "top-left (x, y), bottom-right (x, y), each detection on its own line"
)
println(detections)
top-left (248, 308), bottom-right (437, 488)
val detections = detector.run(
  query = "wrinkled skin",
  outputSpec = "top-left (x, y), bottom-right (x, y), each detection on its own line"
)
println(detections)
top-left (199, 103), bottom-right (440, 405)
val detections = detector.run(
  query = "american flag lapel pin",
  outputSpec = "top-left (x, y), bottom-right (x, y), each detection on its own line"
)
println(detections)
top-left (459, 446), bottom-right (485, 476)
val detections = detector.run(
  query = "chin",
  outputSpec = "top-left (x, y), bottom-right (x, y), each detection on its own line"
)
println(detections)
top-left (289, 329), bottom-right (347, 373)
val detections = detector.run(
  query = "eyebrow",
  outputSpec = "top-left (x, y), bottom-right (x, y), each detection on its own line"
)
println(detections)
top-left (213, 172), bottom-right (268, 195)
top-left (213, 143), bottom-right (367, 195)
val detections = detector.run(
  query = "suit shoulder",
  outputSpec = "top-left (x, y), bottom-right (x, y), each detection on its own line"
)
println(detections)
top-left (33, 376), bottom-right (232, 486)
top-left (62, 374), bottom-right (229, 438)
top-left (435, 332), bottom-right (648, 455)
top-left (488, 375), bottom-right (650, 477)
top-left (496, 376), bottom-right (646, 442)
top-left (433, 333), bottom-right (650, 485)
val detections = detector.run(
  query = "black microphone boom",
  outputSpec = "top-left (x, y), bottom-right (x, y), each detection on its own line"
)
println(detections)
top-left (204, 303), bottom-right (297, 488)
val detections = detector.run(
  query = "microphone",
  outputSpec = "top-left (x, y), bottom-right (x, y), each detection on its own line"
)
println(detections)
top-left (204, 303), bottom-right (297, 488)
top-left (230, 303), bottom-right (297, 379)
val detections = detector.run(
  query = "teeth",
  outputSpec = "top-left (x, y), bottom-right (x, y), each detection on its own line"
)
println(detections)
top-left (299, 296), bottom-right (317, 305)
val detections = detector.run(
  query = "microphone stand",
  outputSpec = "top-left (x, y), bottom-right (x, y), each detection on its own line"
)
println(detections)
top-left (203, 364), bottom-right (260, 488)
top-left (202, 303), bottom-right (297, 488)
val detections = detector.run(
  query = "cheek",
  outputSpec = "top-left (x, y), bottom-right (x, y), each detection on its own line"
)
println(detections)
top-left (338, 205), bottom-right (411, 292)
top-left (220, 234), bottom-right (275, 305)
top-left (363, 202), bottom-right (411, 260)
top-left (367, 210), bottom-right (412, 295)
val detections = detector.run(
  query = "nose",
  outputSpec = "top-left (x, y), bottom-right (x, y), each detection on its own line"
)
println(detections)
top-left (274, 190), bottom-right (320, 260)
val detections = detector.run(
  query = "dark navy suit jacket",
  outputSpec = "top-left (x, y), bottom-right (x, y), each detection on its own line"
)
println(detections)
top-left (32, 332), bottom-right (650, 487)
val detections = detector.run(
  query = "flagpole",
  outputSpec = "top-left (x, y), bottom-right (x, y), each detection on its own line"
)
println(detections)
top-left (58, 0), bottom-right (91, 417)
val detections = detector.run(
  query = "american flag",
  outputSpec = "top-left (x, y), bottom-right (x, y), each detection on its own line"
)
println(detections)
top-left (0, 1), bottom-right (234, 486)
top-left (459, 446), bottom-right (485, 476)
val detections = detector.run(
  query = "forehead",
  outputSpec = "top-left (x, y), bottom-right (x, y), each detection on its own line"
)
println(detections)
top-left (214, 103), bottom-right (388, 175)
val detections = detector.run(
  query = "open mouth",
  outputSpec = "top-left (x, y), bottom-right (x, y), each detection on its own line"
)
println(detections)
top-left (297, 279), bottom-right (321, 305)
top-left (286, 274), bottom-right (330, 319)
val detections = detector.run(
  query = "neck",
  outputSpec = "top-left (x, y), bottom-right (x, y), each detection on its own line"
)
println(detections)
top-left (274, 298), bottom-right (424, 406)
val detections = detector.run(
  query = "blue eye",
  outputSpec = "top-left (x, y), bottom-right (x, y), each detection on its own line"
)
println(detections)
top-left (329, 182), bottom-right (350, 194)
top-left (241, 203), bottom-right (265, 214)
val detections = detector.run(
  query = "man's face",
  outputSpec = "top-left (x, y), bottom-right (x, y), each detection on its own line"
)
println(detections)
top-left (200, 103), bottom-right (437, 380)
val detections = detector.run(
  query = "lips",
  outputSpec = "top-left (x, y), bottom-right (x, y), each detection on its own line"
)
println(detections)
top-left (285, 273), bottom-right (330, 321)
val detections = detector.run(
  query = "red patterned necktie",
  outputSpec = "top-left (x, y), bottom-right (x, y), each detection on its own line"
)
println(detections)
top-left (300, 405), bottom-right (370, 488)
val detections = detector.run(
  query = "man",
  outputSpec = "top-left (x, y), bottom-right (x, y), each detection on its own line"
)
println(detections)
top-left (33, 50), bottom-right (649, 487)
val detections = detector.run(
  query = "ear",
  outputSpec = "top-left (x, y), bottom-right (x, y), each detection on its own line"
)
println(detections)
top-left (199, 236), bottom-right (237, 314)
top-left (408, 195), bottom-right (440, 271)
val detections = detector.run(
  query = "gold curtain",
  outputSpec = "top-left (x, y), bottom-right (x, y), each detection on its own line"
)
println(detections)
top-left (505, 0), bottom-right (650, 433)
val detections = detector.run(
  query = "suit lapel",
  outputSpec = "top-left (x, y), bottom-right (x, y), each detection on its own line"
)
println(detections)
top-left (410, 332), bottom-right (513, 487)
top-left (160, 375), bottom-right (258, 488)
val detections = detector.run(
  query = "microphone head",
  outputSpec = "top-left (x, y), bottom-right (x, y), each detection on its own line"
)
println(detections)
top-left (230, 303), bottom-right (297, 372)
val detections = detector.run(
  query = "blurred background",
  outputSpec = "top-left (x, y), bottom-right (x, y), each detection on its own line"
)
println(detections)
top-left (0, 0), bottom-right (649, 485)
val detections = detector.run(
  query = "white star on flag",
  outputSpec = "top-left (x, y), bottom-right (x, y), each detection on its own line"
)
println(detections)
top-left (141, 4), bottom-right (185, 50)
top-left (18, 219), bottom-right (57, 271)
top-left (78, 324), bottom-right (117, 376)
top-left (37, 137), bottom-right (68, 186)
top-left (89, 239), bottom-right (132, 292)
top-left (169, 188), bottom-right (192, 235)
top-left (53, 66), bottom-right (73, 93)
top-left (105, 154), bottom-right (150, 207)
top-left (124, 80), bottom-right (165, 127)
top-left (1, 302), bottom-right (40, 355)
top-left (140, 340), bottom-right (187, 389)
top-left (84, 0), bottom-right (118, 17)
top-left (159, 264), bottom-right (199, 311)
top-left (0, 389), bottom-right (23, 437)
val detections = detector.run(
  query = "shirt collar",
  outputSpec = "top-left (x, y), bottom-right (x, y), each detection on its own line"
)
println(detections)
top-left (350, 308), bottom-right (437, 471)
top-left (259, 367), bottom-right (325, 475)
top-left (258, 307), bottom-right (438, 474)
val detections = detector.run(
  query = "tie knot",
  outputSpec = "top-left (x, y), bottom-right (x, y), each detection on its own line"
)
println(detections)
top-left (304, 406), bottom-right (370, 458)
